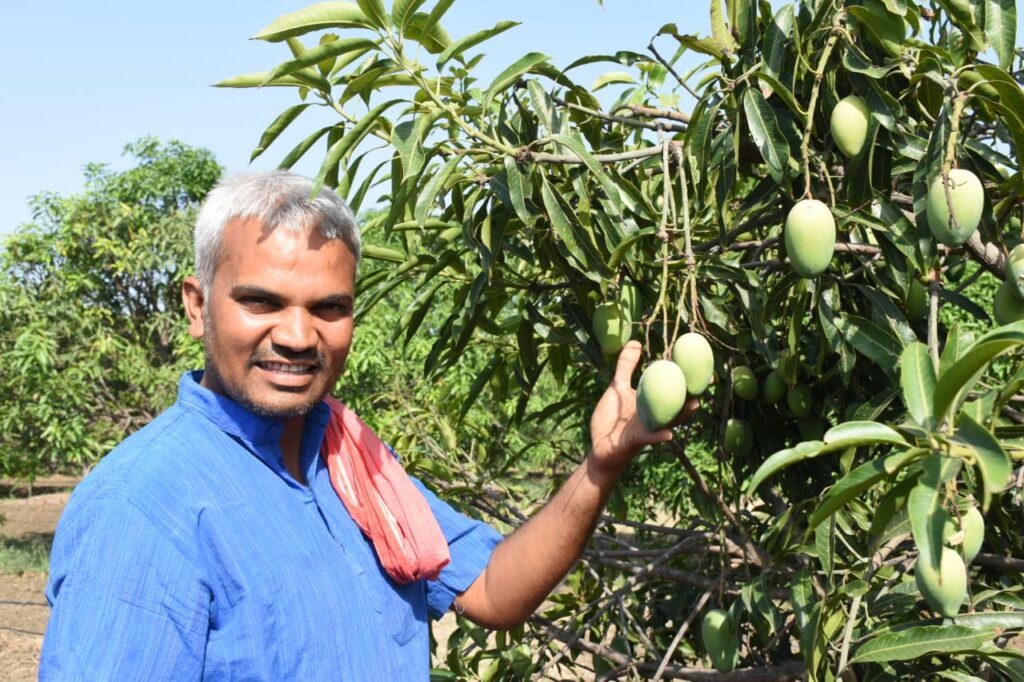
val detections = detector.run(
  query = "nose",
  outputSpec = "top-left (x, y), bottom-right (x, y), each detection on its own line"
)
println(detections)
top-left (271, 306), bottom-right (318, 353)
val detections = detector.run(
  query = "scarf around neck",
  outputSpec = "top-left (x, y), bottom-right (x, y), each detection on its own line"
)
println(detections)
top-left (320, 397), bottom-right (451, 584)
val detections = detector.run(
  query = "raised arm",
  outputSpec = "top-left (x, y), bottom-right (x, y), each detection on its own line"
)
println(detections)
top-left (456, 340), bottom-right (699, 629)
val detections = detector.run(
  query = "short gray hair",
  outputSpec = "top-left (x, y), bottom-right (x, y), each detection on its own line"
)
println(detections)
top-left (193, 171), bottom-right (360, 290)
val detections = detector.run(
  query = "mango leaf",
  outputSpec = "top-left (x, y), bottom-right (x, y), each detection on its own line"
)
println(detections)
top-left (482, 52), bottom-right (551, 109)
top-left (405, 11), bottom-right (452, 54)
top-left (760, 4), bottom-right (793, 87)
top-left (313, 99), bottom-right (403, 194)
top-left (901, 342), bottom-right (937, 429)
top-left (953, 414), bottom-right (1014, 512)
top-left (951, 611), bottom-right (1024, 630)
top-left (940, 322), bottom-right (972, 375)
top-left (501, 157), bottom-right (535, 226)
top-left (540, 178), bottom-right (608, 282)
top-left (250, 104), bottom-right (312, 162)
top-left (933, 322), bottom-right (1024, 424)
top-left (746, 421), bottom-right (908, 493)
top-left (262, 37), bottom-right (377, 83)
top-left (437, 20), bottom-right (519, 67)
top-left (391, 0), bottom-right (427, 31)
top-left (253, 2), bottom-right (372, 41)
top-left (414, 156), bottom-right (460, 227)
top-left (851, 625), bottom-right (1000, 663)
top-left (982, 0), bottom-right (1017, 68)
top-left (908, 455), bottom-right (956, 576)
top-left (591, 71), bottom-right (636, 91)
top-left (355, 0), bottom-right (388, 29)
top-left (277, 125), bottom-right (333, 170)
top-left (833, 314), bottom-right (903, 369)
top-left (807, 450), bottom-right (920, 532)
top-left (752, 73), bottom-right (805, 118)
top-left (742, 88), bottom-right (788, 184)
top-left (215, 70), bottom-right (326, 90)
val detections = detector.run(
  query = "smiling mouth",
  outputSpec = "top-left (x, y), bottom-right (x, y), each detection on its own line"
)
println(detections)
top-left (256, 361), bottom-right (317, 375)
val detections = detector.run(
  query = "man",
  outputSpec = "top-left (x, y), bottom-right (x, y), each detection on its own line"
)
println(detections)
top-left (41, 171), bottom-right (696, 679)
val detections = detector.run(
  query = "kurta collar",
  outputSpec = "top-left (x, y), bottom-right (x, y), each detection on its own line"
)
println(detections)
top-left (175, 370), bottom-right (330, 445)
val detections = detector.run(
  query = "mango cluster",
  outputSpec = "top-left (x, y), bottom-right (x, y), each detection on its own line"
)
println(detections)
top-left (635, 333), bottom-right (714, 431)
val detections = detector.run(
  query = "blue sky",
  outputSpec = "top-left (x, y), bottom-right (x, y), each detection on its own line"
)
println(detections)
top-left (0, 1), bottom-right (705, 234)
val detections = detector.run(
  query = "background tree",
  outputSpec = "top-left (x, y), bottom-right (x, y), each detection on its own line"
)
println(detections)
top-left (0, 138), bottom-right (221, 478)
top-left (228, 2), bottom-right (1024, 675)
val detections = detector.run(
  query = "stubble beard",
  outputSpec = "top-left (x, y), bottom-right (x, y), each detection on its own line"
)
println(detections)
top-left (201, 307), bottom-right (333, 420)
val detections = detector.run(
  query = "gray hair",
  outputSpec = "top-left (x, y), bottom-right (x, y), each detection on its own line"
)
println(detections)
top-left (193, 171), bottom-right (360, 290)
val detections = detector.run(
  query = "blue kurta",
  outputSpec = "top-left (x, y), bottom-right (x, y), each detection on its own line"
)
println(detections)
top-left (41, 371), bottom-right (502, 680)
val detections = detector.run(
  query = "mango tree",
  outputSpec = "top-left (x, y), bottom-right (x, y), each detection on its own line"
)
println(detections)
top-left (224, 0), bottom-right (1024, 678)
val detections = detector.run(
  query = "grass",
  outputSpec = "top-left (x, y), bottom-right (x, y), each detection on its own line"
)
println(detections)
top-left (0, 534), bottom-right (52, 575)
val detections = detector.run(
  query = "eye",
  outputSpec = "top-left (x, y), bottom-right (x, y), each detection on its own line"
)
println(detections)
top-left (314, 302), bottom-right (352, 320)
top-left (239, 296), bottom-right (279, 313)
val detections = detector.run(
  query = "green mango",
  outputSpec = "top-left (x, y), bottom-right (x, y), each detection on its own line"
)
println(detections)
top-left (785, 199), bottom-right (836, 277)
top-left (915, 546), bottom-right (967, 617)
top-left (701, 609), bottom-right (739, 673)
top-left (592, 303), bottom-right (630, 356)
top-left (732, 366), bottom-right (758, 401)
top-left (926, 168), bottom-right (984, 246)
top-left (671, 332), bottom-right (714, 395)
top-left (830, 95), bottom-right (870, 158)
top-left (636, 360), bottom-right (687, 431)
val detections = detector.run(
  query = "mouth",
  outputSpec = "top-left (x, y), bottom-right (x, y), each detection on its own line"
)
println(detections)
top-left (254, 360), bottom-right (320, 387)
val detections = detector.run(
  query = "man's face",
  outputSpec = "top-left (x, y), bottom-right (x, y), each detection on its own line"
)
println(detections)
top-left (182, 217), bottom-right (356, 419)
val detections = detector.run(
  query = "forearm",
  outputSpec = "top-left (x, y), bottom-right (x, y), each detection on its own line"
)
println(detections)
top-left (458, 452), bottom-right (622, 629)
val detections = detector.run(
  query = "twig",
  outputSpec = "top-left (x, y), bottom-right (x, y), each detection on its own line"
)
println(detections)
top-left (551, 94), bottom-right (686, 132)
top-left (652, 591), bottom-right (713, 681)
top-left (624, 104), bottom-right (691, 124)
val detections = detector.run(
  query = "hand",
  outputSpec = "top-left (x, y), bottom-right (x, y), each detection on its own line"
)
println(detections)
top-left (588, 341), bottom-right (700, 474)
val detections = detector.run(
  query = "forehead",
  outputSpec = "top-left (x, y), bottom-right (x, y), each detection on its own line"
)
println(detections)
top-left (215, 217), bottom-right (356, 287)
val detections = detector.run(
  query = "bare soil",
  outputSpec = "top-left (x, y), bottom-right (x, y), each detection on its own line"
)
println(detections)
top-left (0, 477), bottom-right (73, 682)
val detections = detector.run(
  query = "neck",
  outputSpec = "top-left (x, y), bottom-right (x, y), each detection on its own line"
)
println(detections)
top-left (281, 416), bottom-right (307, 485)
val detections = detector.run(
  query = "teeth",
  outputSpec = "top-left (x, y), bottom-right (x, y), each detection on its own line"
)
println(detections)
top-left (264, 362), bottom-right (310, 374)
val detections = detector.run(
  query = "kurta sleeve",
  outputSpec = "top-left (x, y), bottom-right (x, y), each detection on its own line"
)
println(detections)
top-left (409, 479), bottom-right (504, 620)
top-left (41, 493), bottom-right (210, 680)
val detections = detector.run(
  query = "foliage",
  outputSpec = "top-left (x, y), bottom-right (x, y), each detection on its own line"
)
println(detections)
top-left (227, 1), bottom-right (1024, 678)
top-left (0, 138), bottom-right (221, 478)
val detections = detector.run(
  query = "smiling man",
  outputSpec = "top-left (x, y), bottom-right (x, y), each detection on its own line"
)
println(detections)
top-left (41, 171), bottom-right (696, 680)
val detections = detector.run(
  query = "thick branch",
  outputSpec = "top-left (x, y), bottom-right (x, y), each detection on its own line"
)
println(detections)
top-left (974, 553), bottom-right (1024, 571)
top-left (525, 141), bottom-right (681, 165)
top-left (552, 94), bottom-right (686, 133)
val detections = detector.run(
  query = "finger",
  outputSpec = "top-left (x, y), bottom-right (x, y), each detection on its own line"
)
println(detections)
top-left (613, 340), bottom-right (643, 386)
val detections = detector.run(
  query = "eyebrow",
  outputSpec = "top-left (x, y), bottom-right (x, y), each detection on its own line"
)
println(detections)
top-left (229, 285), bottom-right (353, 307)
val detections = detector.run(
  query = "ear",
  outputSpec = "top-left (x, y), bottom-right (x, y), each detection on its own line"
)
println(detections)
top-left (182, 276), bottom-right (206, 340)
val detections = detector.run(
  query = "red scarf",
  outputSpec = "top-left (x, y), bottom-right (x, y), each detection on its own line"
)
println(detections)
top-left (320, 397), bottom-right (450, 584)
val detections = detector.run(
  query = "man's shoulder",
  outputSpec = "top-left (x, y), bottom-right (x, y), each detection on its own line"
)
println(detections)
top-left (70, 404), bottom-right (224, 513)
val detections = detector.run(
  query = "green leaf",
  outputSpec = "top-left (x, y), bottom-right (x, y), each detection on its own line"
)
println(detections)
top-left (313, 99), bottom-right (403, 194)
top-left (710, 0), bottom-right (736, 51)
top-left (742, 88), bottom-right (788, 184)
top-left (851, 625), bottom-right (999, 663)
top-left (746, 421), bottom-right (908, 494)
top-left (278, 125), bottom-right (333, 170)
top-left (901, 342), bottom-right (937, 429)
top-left (954, 414), bottom-right (1014, 512)
top-left (502, 157), bottom-right (535, 226)
top-left (392, 0), bottom-right (427, 31)
top-left (253, 2), bottom-right (372, 42)
top-left (760, 5), bottom-right (793, 86)
top-left (808, 451), bottom-right (915, 532)
top-left (982, 0), bottom-right (1016, 68)
top-left (934, 0), bottom-right (989, 48)
top-left (908, 455), bottom-right (953, 576)
top-left (250, 104), bottom-right (312, 162)
top-left (933, 322), bottom-right (1024, 425)
top-left (833, 314), bottom-right (903, 369)
top-left (262, 38), bottom-right (377, 83)
top-left (483, 52), bottom-right (551, 110)
top-left (355, 0), bottom-right (388, 29)
top-left (405, 11), bottom-right (452, 54)
top-left (952, 611), bottom-right (1024, 630)
top-left (437, 21), bottom-right (519, 67)
top-left (214, 70), bottom-right (326, 90)
top-left (540, 178), bottom-right (608, 282)
top-left (940, 322), bottom-right (972, 375)
top-left (414, 157), bottom-right (460, 227)
top-left (590, 71), bottom-right (636, 91)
